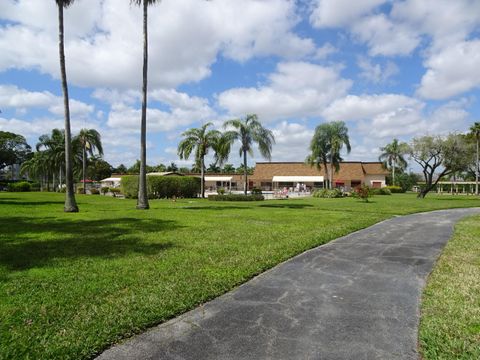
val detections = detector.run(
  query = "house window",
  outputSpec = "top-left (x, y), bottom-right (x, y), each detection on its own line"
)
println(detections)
top-left (351, 180), bottom-right (361, 188)
top-left (372, 181), bottom-right (382, 188)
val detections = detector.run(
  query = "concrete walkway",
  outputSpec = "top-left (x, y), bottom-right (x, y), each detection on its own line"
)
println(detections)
top-left (97, 208), bottom-right (480, 360)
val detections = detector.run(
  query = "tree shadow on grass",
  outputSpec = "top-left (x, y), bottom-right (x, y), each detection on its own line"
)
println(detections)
top-left (258, 203), bottom-right (314, 209)
top-left (180, 205), bottom-right (250, 211)
top-left (0, 199), bottom-right (65, 206)
top-left (0, 217), bottom-right (180, 271)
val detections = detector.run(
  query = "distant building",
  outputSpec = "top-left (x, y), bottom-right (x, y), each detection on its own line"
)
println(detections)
top-left (188, 161), bottom-right (388, 192)
top-left (250, 162), bottom-right (388, 191)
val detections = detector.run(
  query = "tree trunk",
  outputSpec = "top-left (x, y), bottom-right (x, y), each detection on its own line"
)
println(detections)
top-left (59, 166), bottom-right (63, 189)
top-left (137, 0), bottom-right (150, 210)
top-left (82, 145), bottom-right (87, 194)
top-left (58, 4), bottom-right (78, 212)
top-left (243, 149), bottom-right (248, 195)
top-left (323, 160), bottom-right (329, 190)
top-left (476, 136), bottom-right (479, 195)
top-left (200, 155), bottom-right (205, 198)
top-left (329, 154), bottom-right (334, 190)
top-left (392, 158), bottom-right (396, 186)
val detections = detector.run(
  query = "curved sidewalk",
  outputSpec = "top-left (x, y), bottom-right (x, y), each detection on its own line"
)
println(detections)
top-left (97, 208), bottom-right (480, 360)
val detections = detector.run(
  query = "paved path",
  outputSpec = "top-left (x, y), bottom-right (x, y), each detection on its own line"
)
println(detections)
top-left (97, 208), bottom-right (480, 360)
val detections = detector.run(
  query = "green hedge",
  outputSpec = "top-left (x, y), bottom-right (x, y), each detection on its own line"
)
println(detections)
top-left (7, 181), bottom-right (32, 192)
top-left (208, 194), bottom-right (264, 201)
top-left (373, 187), bottom-right (392, 195)
top-left (385, 185), bottom-right (405, 193)
top-left (121, 175), bottom-right (200, 199)
top-left (312, 188), bottom-right (344, 198)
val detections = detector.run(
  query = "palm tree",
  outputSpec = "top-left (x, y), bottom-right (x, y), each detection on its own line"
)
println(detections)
top-left (307, 121), bottom-right (350, 189)
top-left (37, 128), bottom-right (66, 191)
top-left (328, 121), bottom-right (351, 188)
top-left (307, 123), bottom-right (332, 189)
top-left (379, 138), bottom-right (409, 186)
top-left (131, 0), bottom-right (161, 209)
top-left (470, 122), bottom-right (480, 195)
top-left (224, 114), bottom-right (275, 195)
top-left (56, 0), bottom-right (78, 212)
top-left (75, 129), bottom-right (103, 194)
top-left (178, 123), bottom-right (223, 198)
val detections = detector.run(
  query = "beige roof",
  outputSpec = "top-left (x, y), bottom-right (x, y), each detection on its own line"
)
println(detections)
top-left (251, 162), bottom-right (364, 181)
top-left (361, 163), bottom-right (389, 175)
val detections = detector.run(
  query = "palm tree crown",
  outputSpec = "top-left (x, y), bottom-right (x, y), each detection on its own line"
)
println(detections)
top-left (379, 138), bottom-right (409, 186)
top-left (178, 122), bottom-right (226, 198)
top-left (223, 114), bottom-right (275, 194)
top-left (307, 121), bottom-right (350, 189)
top-left (75, 129), bottom-right (103, 194)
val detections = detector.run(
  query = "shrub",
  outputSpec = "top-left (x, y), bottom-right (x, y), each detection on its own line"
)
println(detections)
top-left (208, 194), bottom-right (264, 201)
top-left (251, 187), bottom-right (263, 195)
top-left (217, 187), bottom-right (226, 195)
top-left (77, 187), bottom-right (84, 194)
top-left (373, 187), bottom-right (392, 195)
top-left (121, 175), bottom-right (200, 199)
top-left (7, 181), bottom-right (32, 192)
top-left (90, 188), bottom-right (100, 195)
top-left (101, 186), bottom-right (109, 195)
top-left (109, 187), bottom-right (121, 197)
top-left (312, 188), bottom-right (344, 198)
top-left (385, 185), bottom-right (404, 193)
top-left (352, 185), bottom-right (373, 202)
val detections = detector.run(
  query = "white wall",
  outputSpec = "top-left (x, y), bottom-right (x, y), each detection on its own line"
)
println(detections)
top-left (364, 175), bottom-right (386, 188)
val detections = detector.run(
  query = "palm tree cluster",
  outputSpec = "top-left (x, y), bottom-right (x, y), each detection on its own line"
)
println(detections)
top-left (378, 138), bottom-right (409, 186)
top-left (21, 128), bottom-right (103, 192)
top-left (178, 115), bottom-right (275, 197)
top-left (307, 121), bottom-right (351, 189)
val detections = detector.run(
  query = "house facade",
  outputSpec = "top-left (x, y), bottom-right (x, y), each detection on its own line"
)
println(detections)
top-left (191, 161), bottom-right (388, 192)
top-left (249, 161), bottom-right (388, 191)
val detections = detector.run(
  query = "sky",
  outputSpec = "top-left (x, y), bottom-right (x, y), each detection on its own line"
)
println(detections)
top-left (1, 0), bottom-right (479, 169)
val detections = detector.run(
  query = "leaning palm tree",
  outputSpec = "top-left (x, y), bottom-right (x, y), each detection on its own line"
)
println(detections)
top-left (379, 138), bottom-right (409, 186)
top-left (470, 122), bottom-right (480, 195)
top-left (75, 129), bottom-right (103, 194)
top-left (178, 123), bottom-right (223, 198)
top-left (131, 0), bottom-right (161, 209)
top-left (224, 114), bottom-right (275, 195)
top-left (307, 123), bottom-right (332, 189)
top-left (55, 0), bottom-right (78, 211)
top-left (328, 121), bottom-right (351, 188)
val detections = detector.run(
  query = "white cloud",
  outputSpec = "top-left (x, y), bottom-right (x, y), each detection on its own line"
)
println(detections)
top-left (0, 85), bottom-right (94, 117)
top-left (417, 40), bottom-right (480, 99)
top-left (309, 0), bottom-right (387, 28)
top-left (313, 42), bottom-right (338, 59)
top-left (351, 14), bottom-right (420, 56)
top-left (357, 56), bottom-right (399, 83)
top-left (271, 121), bottom-right (313, 161)
top-left (322, 94), bottom-right (422, 122)
top-left (0, 0), bottom-right (316, 89)
top-left (218, 61), bottom-right (352, 121)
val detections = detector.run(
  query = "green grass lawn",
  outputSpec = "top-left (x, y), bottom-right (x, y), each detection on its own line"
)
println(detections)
top-left (419, 215), bottom-right (480, 360)
top-left (1, 192), bottom-right (479, 359)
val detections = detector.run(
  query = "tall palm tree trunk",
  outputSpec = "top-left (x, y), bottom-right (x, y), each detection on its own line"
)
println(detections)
top-left (137, 0), bottom-right (150, 210)
top-left (82, 145), bottom-right (87, 194)
top-left (243, 149), bottom-right (248, 195)
top-left (58, 4), bottom-right (78, 212)
top-left (392, 158), bottom-right (396, 186)
top-left (329, 154), bottom-right (334, 190)
top-left (476, 136), bottom-right (479, 195)
top-left (200, 156), bottom-right (205, 198)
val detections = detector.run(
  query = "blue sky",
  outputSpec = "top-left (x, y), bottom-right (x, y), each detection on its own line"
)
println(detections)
top-left (1, 0), bottom-right (479, 168)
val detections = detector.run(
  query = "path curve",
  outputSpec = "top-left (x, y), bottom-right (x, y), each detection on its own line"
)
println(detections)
top-left (97, 208), bottom-right (480, 360)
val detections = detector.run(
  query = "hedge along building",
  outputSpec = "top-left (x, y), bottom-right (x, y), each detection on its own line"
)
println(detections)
top-left (248, 162), bottom-right (389, 191)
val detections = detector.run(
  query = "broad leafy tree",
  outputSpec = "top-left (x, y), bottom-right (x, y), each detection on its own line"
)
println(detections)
top-left (75, 129), bottom-right (103, 194)
top-left (178, 123), bottom-right (223, 198)
top-left (86, 156), bottom-right (113, 182)
top-left (0, 131), bottom-right (31, 176)
top-left (224, 114), bottom-right (275, 194)
top-left (410, 134), bottom-right (473, 198)
top-left (56, 0), bottom-right (78, 211)
top-left (379, 138), bottom-right (409, 186)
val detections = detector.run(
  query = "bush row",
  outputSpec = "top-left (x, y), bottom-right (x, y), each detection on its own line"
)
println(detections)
top-left (385, 185), bottom-right (405, 193)
top-left (312, 188), bottom-right (344, 198)
top-left (372, 187), bottom-right (391, 195)
top-left (208, 194), bottom-right (264, 201)
top-left (7, 181), bottom-right (32, 192)
top-left (121, 175), bottom-right (200, 199)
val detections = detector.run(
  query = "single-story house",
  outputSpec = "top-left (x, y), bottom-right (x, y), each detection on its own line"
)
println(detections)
top-left (100, 177), bottom-right (122, 188)
top-left (249, 162), bottom-right (388, 191)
